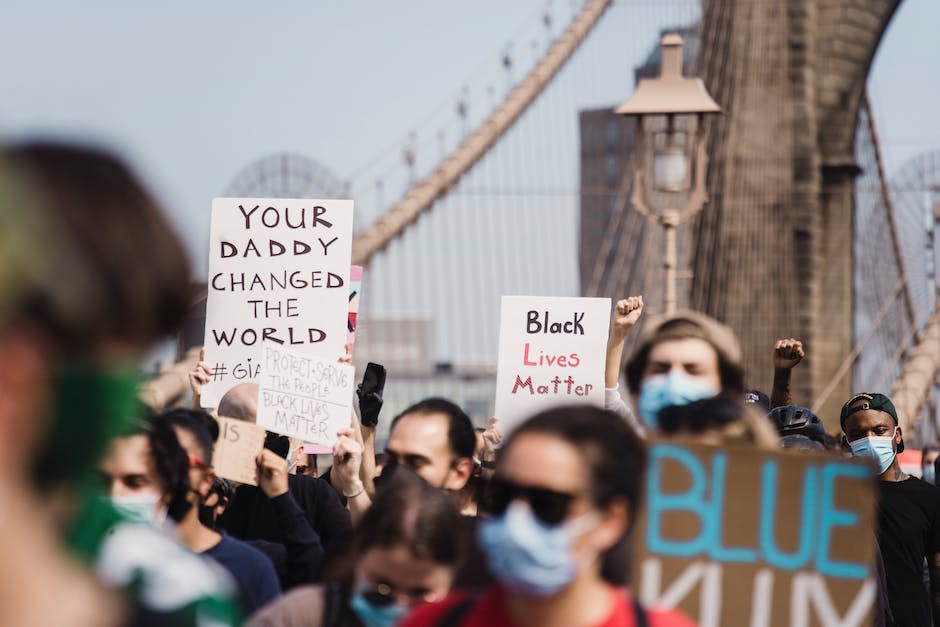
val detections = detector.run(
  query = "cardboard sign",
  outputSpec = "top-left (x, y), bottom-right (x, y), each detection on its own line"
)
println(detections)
top-left (200, 197), bottom-right (354, 407)
top-left (633, 439), bottom-right (878, 627)
top-left (212, 416), bottom-right (267, 486)
top-left (494, 296), bottom-right (610, 431)
top-left (256, 342), bottom-right (355, 446)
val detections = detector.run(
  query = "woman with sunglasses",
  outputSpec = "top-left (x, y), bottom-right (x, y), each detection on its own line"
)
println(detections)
top-left (249, 467), bottom-right (464, 627)
top-left (401, 405), bottom-right (696, 627)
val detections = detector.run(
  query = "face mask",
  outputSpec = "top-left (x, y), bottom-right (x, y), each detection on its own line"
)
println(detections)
top-left (110, 493), bottom-right (166, 527)
top-left (286, 443), bottom-right (298, 473)
top-left (349, 590), bottom-right (408, 627)
top-left (33, 366), bottom-right (140, 490)
top-left (924, 465), bottom-right (936, 485)
top-left (849, 428), bottom-right (897, 475)
top-left (477, 501), bottom-right (597, 597)
top-left (638, 371), bottom-right (719, 429)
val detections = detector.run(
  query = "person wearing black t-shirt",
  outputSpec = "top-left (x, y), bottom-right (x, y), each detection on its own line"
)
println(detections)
top-left (842, 392), bottom-right (940, 627)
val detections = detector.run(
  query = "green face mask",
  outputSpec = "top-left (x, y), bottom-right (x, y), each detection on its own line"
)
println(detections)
top-left (32, 364), bottom-right (141, 490)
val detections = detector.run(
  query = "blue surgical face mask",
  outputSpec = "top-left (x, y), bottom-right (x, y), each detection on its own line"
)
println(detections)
top-left (110, 493), bottom-right (166, 527)
top-left (286, 443), bottom-right (298, 473)
top-left (349, 590), bottom-right (408, 627)
top-left (477, 501), bottom-right (597, 597)
top-left (638, 371), bottom-right (720, 429)
top-left (923, 464), bottom-right (936, 485)
top-left (849, 428), bottom-right (897, 475)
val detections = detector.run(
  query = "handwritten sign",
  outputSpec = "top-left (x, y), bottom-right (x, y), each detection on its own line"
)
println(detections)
top-left (494, 295), bottom-right (610, 431)
top-left (256, 343), bottom-right (354, 447)
top-left (633, 440), bottom-right (877, 627)
top-left (212, 416), bottom-right (267, 486)
top-left (200, 197), bottom-right (354, 407)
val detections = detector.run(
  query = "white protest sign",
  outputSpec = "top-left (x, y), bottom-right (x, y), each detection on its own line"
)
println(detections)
top-left (256, 342), bottom-right (355, 447)
top-left (201, 197), bottom-right (354, 407)
top-left (495, 296), bottom-right (610, 432)
top-left (212, 416), bottom-right (267, 486)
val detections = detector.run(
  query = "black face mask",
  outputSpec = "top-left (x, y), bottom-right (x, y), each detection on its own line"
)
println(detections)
top-left (197, 503), bottom-right (217, 529)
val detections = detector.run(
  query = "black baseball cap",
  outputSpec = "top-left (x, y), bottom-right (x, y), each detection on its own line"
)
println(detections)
top-left (839, 393), bottom-right (899, 430)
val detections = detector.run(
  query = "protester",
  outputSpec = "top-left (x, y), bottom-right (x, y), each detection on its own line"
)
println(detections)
top-left (841, 392), bottom-right (940, 626)
top-left (212, 381), bottom-right (353, 581)
top-left (249, 468), bottom-right (465, 627)
top-left (0, 141), bottom-right (242, 626)
top-left (922, 444), bottom-right (940, 485)
top-left (604, 296), bottom-right (646, 436)
top-left (456, 418), bottom-right (501, 517)
top-left (402, 405), bottom-right (695, 627)
top-left (624, 310), bottom-right (778, 446)
top-left (767, 404), bottom-right (834, 451)
top-left (377, 397), bottom-right (476, 491)
top-left (159, 409), bottom-right (282, 613)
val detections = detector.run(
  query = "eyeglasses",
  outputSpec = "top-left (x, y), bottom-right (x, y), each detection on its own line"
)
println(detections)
top-left (485, 478), bottom-right (577, 526)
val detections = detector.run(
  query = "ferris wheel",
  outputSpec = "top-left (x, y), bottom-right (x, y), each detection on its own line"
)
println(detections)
top-left (224, 152), bottom-right (348, 200)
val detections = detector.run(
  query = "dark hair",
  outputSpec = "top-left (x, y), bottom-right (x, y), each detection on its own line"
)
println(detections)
top-left (157, 409), bottom-right (219, 466)
top-left (141, 418), bottom-right (192, 523)
top-left (624, 315), bottom-right (745, 396)
top-left (501, 405), bottom-right (647, 523)
top-left (625, 340), bottom-right (744, 396)
top-left (354, 467), bottom-right (464, 567)
top-left (922, 444), bottom-right (940, 460)
top-left (390, 397), bottom-right (475, 460)
top-left (3, 141), bottom-right (191, 352)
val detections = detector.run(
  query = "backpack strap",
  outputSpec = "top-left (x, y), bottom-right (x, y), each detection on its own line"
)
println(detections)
top-left (632, 596), bottom-right (650, 627)
top-left (435, 592), bottom-right (480, 627)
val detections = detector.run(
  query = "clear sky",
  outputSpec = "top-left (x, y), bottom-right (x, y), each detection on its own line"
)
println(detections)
top-left (2, 0), bottom-right (936, 280)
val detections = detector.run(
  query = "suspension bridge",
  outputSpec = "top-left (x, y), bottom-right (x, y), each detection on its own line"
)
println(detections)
top-left (148, 0), bottom-right (940, 441)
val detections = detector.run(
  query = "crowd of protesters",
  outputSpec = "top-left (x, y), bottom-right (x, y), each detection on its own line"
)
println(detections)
top-left (1, 140), bottom-right (939, 627)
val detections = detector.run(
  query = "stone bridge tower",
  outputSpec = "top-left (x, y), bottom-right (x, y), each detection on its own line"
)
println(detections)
top-left (689, 0), bottom-right (902, 427)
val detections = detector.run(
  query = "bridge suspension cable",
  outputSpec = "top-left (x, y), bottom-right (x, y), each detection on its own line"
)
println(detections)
top-left (351, 0), bottom-right (614, 267)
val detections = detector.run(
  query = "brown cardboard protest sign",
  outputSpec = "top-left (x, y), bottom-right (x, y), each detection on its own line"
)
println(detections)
top-left (633, 439), bottom-right (878, 627)
top-left (212, 416), bottom-right (267, 486)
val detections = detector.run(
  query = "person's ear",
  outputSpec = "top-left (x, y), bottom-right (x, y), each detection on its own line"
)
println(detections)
top-left (895, 426), bottom-right (905, 453)
top-left (444, 457), bottom-right (474, 491)
top-left (588, 498), bottom-right (630, 553)
top-left (197, 469), bottom-right (215, 498)
top-left (0, 329), bottom-right (51, 479)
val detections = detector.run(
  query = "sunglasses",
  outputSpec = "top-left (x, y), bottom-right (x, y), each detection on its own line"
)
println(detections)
top-left (485, 477), bottom-right (577, 526)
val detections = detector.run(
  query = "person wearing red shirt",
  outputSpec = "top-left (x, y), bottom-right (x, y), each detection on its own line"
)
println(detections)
top-left (401, 405), bottom-right (696, 627)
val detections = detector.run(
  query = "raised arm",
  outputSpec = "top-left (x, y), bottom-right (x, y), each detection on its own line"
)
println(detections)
top-left (770, 338), bottom-right (804, 408)
top-left (605, 296), bottom-right (643, 389)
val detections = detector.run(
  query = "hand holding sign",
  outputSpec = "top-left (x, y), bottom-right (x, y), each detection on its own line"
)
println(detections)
top-left (212, 416), bottom-right (267, 486)
top-left (332, 422), bottom-right (365, 499)
top-left (255, 448), bottom-right (289, 499)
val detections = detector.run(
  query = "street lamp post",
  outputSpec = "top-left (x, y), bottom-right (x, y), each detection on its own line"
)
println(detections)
top-left (615, 33), bottom-right (721, 314)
